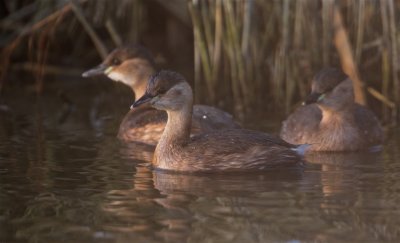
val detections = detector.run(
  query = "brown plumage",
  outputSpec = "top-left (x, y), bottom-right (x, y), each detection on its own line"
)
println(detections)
top-left (82, 44), bottom-right (240, 145)
top-left (118, 104), bottom-right (235, 144)
top-left (280, 68), bottom-right (384, 152)
top-left (132, 70), bottom-right (306, 173)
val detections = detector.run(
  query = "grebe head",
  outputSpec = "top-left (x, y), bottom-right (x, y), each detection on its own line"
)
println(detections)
top-left (312, 68), bottom-right (347, 93)
top-left (317, 79), bottom-right (355, 110)
top-left (308, 79), bottom-right (354, 110)
top-left (82, 44), bottom-right (156, 88)
top-left (131, 70), bottom-right (193, 111)
top-left (304, 68), bottom-right (348, 105)
top-left (303, 68), bottom-right (353, 110)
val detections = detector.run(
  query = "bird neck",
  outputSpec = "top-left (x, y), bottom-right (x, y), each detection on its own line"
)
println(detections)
top-left (153, 99), bottom-right (193, 169)
top-left (164, 105), bottom-right (192, 146)
top-left (132, 64), bottom-right (156, 101)
top-left (133, 80), bottom-right (148, 102)
top-left (319, 104), bottom-right (355, 127)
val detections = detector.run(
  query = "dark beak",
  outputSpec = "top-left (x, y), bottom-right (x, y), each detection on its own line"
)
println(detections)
top-left (82, 64), bottom-right (108, 78)
top-left (130, 93), bottom-right (154, 109)
top-left (303, 92), bottom-right (322, 105)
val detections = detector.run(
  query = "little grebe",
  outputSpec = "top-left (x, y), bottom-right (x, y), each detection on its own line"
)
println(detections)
top-left (131, 70), bottom-right (306, 172)
top-left (82, 44), bottom-right (239, 145)
top-left (280, 68), bottom-right (384, 151)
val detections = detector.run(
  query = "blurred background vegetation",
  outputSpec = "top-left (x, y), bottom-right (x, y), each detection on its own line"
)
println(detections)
top-left (0, 0), bottom-right (399, 124)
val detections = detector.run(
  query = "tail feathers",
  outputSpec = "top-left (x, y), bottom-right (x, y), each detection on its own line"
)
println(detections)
top-left (291, 144), bottom-right (310, 156)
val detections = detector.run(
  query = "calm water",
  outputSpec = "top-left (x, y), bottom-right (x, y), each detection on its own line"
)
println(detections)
top-left (1, 79), bottom-right (400, 242)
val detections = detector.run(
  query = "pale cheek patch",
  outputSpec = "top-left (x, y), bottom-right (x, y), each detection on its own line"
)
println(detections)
top-left (107, 71), bottom-right (130, 85)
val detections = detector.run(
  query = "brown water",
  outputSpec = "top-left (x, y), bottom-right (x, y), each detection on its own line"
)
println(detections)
top-left (1, 79), bottom-right (400, 242)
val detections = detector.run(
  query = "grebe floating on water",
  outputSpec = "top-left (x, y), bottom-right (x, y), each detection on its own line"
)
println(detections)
top-left (82, 44), bottom-right (240, 145)
top-left (131, 70), bottom-right (306, 172)
top-left (280, 68), bottom-right (383, 152)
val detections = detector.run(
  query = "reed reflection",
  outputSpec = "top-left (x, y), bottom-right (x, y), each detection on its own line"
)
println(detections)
top-left (304, 150), bottom-right (400, 241)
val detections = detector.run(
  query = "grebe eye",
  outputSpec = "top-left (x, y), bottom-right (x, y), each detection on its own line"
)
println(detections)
top-left (112, 58), bottom-right (121, 66)
top-left (156, 87), bottom-right (167, 95)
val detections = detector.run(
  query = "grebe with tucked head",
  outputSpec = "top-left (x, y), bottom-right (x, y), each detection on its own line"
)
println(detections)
top-left (82, 44), bottom-right (240, 145)
top-left (131, 70), bottom-right (306, 172)
top-left (280, 68), bottom-right (384, 152)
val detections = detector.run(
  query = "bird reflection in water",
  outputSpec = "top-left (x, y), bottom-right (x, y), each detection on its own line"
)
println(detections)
top-left (101, 160), bottom-right (304, 242)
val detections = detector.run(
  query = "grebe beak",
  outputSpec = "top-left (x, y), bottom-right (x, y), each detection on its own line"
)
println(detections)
top-left (82, 64), bottom-right (108, 77)
top-left (131, 93), bottom-right (154, 109)
top-left (303, 92), bottom-right (323, 105)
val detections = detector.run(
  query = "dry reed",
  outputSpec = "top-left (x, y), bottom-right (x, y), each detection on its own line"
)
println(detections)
top-left (189, 0), bottom-right (399, 123)
top-left (0, 0), bottom-right (144, 92)
top-left (1, 0), bottom-right (399, 123)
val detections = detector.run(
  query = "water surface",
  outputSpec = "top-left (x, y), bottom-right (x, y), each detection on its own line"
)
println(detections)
top-left (1, 79), bottom-right (400, 242)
